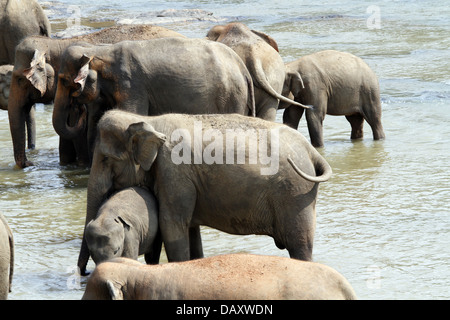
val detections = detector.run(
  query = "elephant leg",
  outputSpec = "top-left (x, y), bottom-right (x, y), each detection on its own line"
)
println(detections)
top-left (189, 226), bottom-right (204, 260)
top-left (305, 107), bottom-right (326, 148)
top-left (159, 185), bottom-right (197, 262)
top-left (59, 137), bottom-right (77, 165)
top-left (362, 101), bottom-right (385, 140)
top-left (254, 89), bottom-right (278, 121)
top-left (144, 229), bottom-right (162, 264)
top-left (25, 104), bottom-right (36, 150)
top-left (346, 114), bottom-right (364, 140)
top-left (283, 105), bottom-right (304, 129)
top-left (283, 203), bottom-right (316, 261)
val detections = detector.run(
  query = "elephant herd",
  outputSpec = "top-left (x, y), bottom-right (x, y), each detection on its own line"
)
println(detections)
top-left (0, 0), bottom-right (386, 300)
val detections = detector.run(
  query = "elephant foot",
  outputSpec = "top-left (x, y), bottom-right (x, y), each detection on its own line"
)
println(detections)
top-left (15, 160), bottom-right (34, 169)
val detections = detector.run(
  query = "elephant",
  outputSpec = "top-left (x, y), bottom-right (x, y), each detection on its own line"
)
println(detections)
top-left (206, 22), bottom-right (310, 121)
top-left (52, 37), bottom-right (255, 166)
top-left (8, 24), bottom-right (185, 168)
top-left (282, 50), bottom-right (386, 147)
top-left (0, 213), bottom-right (14, 300)
top-left (85, 186), bottom-right (161, 265)
top-left (0, 0), bottom-right (51, 65)
top-left (77, 110), bottom-right (332, 275)
top-left (82, 254), bottom-right (357, 300)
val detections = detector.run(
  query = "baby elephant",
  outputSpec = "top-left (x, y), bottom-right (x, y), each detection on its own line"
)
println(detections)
top-left (85, 187), bottom-right (161, 265)
top-left (82, 254), bottom-right (357, 300)
top-left (282, 50), bottom-right (385, 147)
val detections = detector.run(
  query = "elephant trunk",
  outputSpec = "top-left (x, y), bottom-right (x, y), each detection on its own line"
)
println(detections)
top-left (52, 85), bottom-right (86, 140)
top-left (78, 152), bottom-right (113, 275)
top-left (8, 80), bottom-right (33, 168)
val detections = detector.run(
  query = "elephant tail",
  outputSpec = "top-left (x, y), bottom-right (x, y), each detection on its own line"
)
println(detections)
top-left (287, 155), bottom-right (332, 183)
top-left (250, 59), bottom-right (312, 110)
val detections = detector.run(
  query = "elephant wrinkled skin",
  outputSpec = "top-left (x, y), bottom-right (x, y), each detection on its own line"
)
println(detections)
top-left (282, 50), bottom-right (386, 147)
top-left (8, 24), bottom-right (185, 168)
top-left (86, 187), bottom-right (161, 265)
top-left (0, 213), bottom-right (14, 300)
top-left (52, 37), bottom-right (255, 165)
top-left (82, 254), bottom-right (356, 300)
top-left (78, 110), bottom-right (332, 275)
top-left (206, 22), bottom-right (310, 121)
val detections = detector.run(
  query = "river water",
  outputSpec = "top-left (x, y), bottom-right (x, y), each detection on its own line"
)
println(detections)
top-left (0, 0), bottom-right (449, 300)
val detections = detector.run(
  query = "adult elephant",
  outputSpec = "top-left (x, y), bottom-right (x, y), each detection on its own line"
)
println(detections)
top-left (0, 0), bottom-right (51, 65)
top-left (0, 213), bottom-right (14, 300)
top-left (1, 0), bottom-right (50, 162)
top-left (282, 50), bottom-right (385, 147)
top-left (52, 37), bottom-right (255, 163)
top-left (206, 22), bottom-right (309, 121)
top-left (8, 25), bottom-right (185, 168)
top-left (77, 110), bottom-right (332, 275)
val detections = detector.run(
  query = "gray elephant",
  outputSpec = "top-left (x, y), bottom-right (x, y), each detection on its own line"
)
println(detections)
top-left (0, 0), bottom-right (51, 65)
top-left (82, 254), bottom-right (356, 300)
top-left (52, 37), bottom-right (255, 165)
top-left (206, 22), bottom-right (309, 121)
top-left (0, 213), bottom-right (14, 300)
top-left (86, 186), bottom-right (161, 265)
top-left (8, 25), bottom-right (185, 168)
top-left (282, 50), bottom-right (386, 147)
top-left (78, 110), bottom-right (332, 275)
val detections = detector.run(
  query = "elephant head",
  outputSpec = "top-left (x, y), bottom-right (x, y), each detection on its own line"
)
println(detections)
top-left (52, 45), bottom-right (100, 141)
top-left (85, 215), bottom-right (131, 264)
top-left (8, 49), bottom-right (56, 167)
top-left (78, 113), bottom-right (166, 275)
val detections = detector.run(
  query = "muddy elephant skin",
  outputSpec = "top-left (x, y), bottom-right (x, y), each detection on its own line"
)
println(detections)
top-left (82, 254), bottom-right (356, 300)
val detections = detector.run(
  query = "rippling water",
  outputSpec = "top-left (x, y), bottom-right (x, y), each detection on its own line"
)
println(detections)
top-left (0, 0), bottom-right (449, 299)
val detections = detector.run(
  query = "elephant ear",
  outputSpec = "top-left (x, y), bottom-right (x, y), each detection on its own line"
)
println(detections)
top-left (127, 122), bottom-right (167, 171)
top-left (74, 54), bottom-right (93, 91)
top-left (23, 49), bottom-right (47, 96)
top-left (287, 70), bottom-right (305, 97)
top-left (251, 30), bottom-right (279, 52)
top-left (106, 280), bottom-right (123, 300)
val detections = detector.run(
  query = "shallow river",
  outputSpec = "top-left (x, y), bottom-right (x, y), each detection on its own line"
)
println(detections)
top-left (0, 0), bottom-right (449, 299)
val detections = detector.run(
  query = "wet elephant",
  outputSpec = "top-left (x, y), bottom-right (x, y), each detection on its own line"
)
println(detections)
top-left (206, 22), bottom-right (309, 121)
top-left (0, 213), bottom-right (14, 300)
top-left (78, 110), bottom-right (332, 275)
top-left (52, 37), bottom-right (255, 165)
top-left (82, 254), bottom-right (357, 300)
top-left (8, 24), bottom-right (185, 168)
top-left (282, 50), bottom-right (385, 147)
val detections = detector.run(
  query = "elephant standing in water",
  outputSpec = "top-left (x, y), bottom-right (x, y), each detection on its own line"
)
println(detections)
top-left (78, 110), bottom-right (332, 275)
top-left (0, 213), bottom-right (14, 300)
top-left (282, 50), bottom-right (385, 147)
top-left (206, 22), bottom-right (309, 121)
top-left (1, 0), bottom-right (51, 161)
top-left (82, 254), bottom-right (357, 300)
top-left (8, 25), bottom-right (185, 168)
top-left (52, 37), bottom-right (255, 164)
